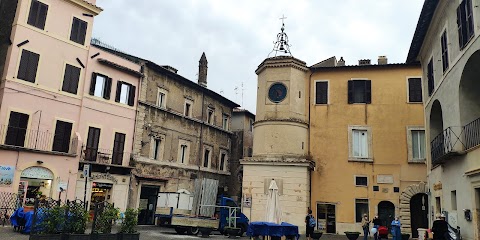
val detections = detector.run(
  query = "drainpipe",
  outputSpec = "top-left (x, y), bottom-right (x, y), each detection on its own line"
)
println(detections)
top-left (308, 69), bottom-right (314, 210)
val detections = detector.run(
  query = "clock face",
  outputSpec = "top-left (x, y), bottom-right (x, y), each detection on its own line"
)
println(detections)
top-left (268, 83), bottom-right (287, 103)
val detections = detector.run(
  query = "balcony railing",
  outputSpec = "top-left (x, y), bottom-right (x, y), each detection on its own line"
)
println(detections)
top-left (463, 117), bottom-right (480, 150)
top-left (430, 127), bottom-right (465, 166)
top-left (0, 125), bottom-right (77, 155)
top-left (81, 146), bottom-right (130, 166)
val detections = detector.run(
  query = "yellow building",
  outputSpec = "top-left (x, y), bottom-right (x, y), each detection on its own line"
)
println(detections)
top-left (309, 57), bottom-right (427, 237)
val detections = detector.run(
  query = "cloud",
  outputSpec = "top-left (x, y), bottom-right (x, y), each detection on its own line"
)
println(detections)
top-left (93, 0), bottom-right (424, 113)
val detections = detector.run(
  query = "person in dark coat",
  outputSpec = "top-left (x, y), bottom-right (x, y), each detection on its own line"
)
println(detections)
top-left (305, 209), bottom-right (314, 240)
top-left (372, 215), bottom-right (382, 240)
top-left (432, 213), bottom-right (448, 240)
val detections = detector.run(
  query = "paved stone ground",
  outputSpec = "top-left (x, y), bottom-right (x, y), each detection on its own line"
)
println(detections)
top-left (0, 225), bottom-right (389, 240)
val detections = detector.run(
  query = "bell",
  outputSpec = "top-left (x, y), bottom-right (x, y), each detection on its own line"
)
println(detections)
top-left (279, 44), bottom-right (285, 51)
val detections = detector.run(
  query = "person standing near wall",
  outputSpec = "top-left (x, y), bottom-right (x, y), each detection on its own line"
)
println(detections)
top-left (372, 215), bottom-right (381, 240)
top-left (431, 213), bottom-right (448, 240)
top-left (361, 214), bottom-right (370, 240)
top-left (391, 217), bottom-right (401, 240)
top-left (305, 209), bottom-right (315, 240)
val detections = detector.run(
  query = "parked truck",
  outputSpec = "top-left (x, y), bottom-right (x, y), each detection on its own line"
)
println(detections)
top-left (155, 178), bottom-right (249, 236)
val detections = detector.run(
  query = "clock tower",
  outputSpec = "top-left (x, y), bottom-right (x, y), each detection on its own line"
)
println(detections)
top-left (241, 20), bottom-right (313, 231)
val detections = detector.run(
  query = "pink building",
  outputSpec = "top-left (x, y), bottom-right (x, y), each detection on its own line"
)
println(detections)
top-left (0, 0), bottom-right (101, 205)
top-left (75, 40), bottom-right (141, 212)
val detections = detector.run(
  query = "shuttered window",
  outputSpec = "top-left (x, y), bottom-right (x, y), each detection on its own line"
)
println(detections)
top-left (27, 0), bottom-right (48, 30)
top-left (5, 112), bottom-right (29, 147)
top-left (70, 17), bottom-right (87, 45)
top-left (348, 80), bottom-right (371, 104)
top-left (457, 0), bottom-right (474, 49)
top-left (61, 64), bottom-right (81, 94)
top-left (115, 81), bottom-right (136, 106)
top-left (408, 78), bottom-right (422, 103)
top-left (441, 31), bottom-right (449, 72)
top-left (17, 49), bottom-right (40, 83)
top-left (427, 59), bottom-right (434, 96)
top-left (112, 132), bottom-right (125, 165)
top-left (52, 120), bottom-right (73, 153)
top-left (85, 127), bottom-right (100, 161)
top-left (89, 73), bottom-right (112, 99)
top-left (315, 81), bottom-right (328, 104)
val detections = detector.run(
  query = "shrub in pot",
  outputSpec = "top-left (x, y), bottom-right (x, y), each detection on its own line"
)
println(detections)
top-left (91, 203), bottom-right (120, 240)
top-left (118, 208), bottom-right (140, 240)
top-left (344, 231), bottom-right (361, 240)
top-left (64, 201), bottom-right (90, 240)
top-left (29, 205), bottom-right (65, 240)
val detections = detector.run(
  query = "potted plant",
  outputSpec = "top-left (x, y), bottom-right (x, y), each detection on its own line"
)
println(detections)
top-left (344, 231), bottom-right (361, 240)
top-left (64, 201), bottom-right (90, 240)
top-left (401, 233), bottom-right (410, 240)
top-left (91, 203), bottom-right (120, 240)
top-left (30, 205), bottom-right (65, 240)
top-left (199, 227), bottom-right (213, 238)
top-left (311, 230), bottom-right (323, 239)
top-left (117, 208), bottom-right (140, 240)
top-left (224, 227), bottom-right (241, 238)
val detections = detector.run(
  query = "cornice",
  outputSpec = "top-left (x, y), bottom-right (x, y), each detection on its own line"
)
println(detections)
top-left (66, 0), bottom-right (103, 15)
top-left (256, 56), bottom-right (309, 75)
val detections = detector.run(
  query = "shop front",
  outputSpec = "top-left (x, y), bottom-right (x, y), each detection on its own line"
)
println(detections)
top-left (18, 166), bottom-right (54, 207)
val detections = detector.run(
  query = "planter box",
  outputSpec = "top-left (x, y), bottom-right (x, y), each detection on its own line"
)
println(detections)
top-left (344, 232), bottom-right (360, 240)
top-left (117, 233), bottom-right (140, 240)
top-left (199, 228), bottom-right (212, 238)
top-left (90, 233), bottom-right (118, 240)
top-left (65, 234), bottom-right (90, 240)
top-left (311, 231), bottom-right (323, 239)
top-left (29, 234), bottom-right (63, 240)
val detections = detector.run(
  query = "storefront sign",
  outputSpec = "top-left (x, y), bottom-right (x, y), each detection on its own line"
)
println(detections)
top-left (0, 165), bottom-right (14, 186)
top-left (433, 182), bottom-right (442, 191)
top-left (20, 166), bottom-right (53, 180)
top-left (90, 173), bottom-right (117, 183)
top-left (92, 182), bottom-right (113, 189)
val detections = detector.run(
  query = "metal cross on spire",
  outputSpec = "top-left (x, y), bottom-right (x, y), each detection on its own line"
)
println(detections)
top-left (268, 14), bottom-right (292, 57)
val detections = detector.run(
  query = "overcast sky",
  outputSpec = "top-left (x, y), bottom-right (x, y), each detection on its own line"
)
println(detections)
top-left (92, 0), bottom-right (424, 113)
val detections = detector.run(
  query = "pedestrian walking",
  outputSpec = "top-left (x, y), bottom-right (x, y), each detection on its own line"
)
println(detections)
top-left (361, 213), bottom-right (370, 240)
top-left (432, 213), bottom-right (448, 240)
top-left (305, 209), bottom-right (315, 240)
top-left (372, 215), bottom-right (382, 240)
top-left (391, 217), bottom-right (401, 240)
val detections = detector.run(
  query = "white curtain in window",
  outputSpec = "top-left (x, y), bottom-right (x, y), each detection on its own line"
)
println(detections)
top-left (353, 130), bottom-right (368, 158)
top-left (412, 130), bottom-right (425, 159)
top-left (94, 75), bottom-right (106, 97)
top-left (120, 84), bottom-right (130, 104)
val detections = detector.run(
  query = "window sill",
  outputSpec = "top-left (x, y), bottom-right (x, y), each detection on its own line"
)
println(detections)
top-left (314, 103), bottom-right (329, 106)
top-left (348, 158), bottom-right (373, 163)
top-left (407, 101), bottom-right (423, 104)
top-left (408, 159), bottom-right (426, 164)
top-left (355, 185), bottom-right (368, 187)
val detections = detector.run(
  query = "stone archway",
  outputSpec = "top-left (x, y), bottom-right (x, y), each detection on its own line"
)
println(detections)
top-left (399, 182), bottom-right (428, 235)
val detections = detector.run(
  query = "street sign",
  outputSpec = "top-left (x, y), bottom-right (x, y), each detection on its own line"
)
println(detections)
top-left (83, 164), bottom-right (90, 178)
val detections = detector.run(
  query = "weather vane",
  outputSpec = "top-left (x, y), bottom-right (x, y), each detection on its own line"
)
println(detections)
top-left (268, 14), bottom-right (292, 57)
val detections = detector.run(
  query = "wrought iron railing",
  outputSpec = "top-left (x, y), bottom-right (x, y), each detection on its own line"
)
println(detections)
top-left (430, 127), bottom-right (465, 166)
top-left (463, 117), bottom-right (480, 150)
top-left (81, 146), bottom-right (130, 166)
top-left (0, 125), bottom-right (77, 154)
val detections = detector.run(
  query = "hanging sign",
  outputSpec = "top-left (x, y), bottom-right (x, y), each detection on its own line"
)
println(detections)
top-left (0, 165), bottom-right (15, 186)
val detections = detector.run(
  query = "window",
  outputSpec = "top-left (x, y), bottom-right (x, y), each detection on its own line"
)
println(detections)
top-left (355, 176), bottom-right (368, 187)
top-left (315, 81), bottom-right (328, 104)
top-left (70, 17), bottom-right (87, 45)
top-left (222, 114), bottom-right (229, 130)
top-left (151, 138), bottom-right (162, 160)
top-left (184, 100), bottom-right (192, 117)
top-left (348, 80), bottom-right (371, 104)
top-left (85, 127), bottom-right (100, 161)
top-left (457, 0), bottom-right (474, 49)
top-left (219, 152), bottom-right (227, 171)
top-left (408, 78), bottom-right (422, 103)
top-left (441, 31), bottom-right (449, 72)
top-left (179, 144), bottom-right (187, 163)
top-left (157, 88), bottom-right (166, 108)
top-left (89, 73), bottom-right (112, 99)
top-left (451, 191), bottom-right (457, 210)
top-left (411, 130), bottom-right (426, 160)
top-left (52, 120), bottom-right (73, 153)
top-left (27, 0), bottom-right (48, 30)
top-left (352, 130), bottom-right (368, 158)
top-left (177, 140), bottom-right (190, 164)
top-left (5, 112), bottom-right (29, 147)
top-left (61, 64), bottom-right (81, 94)
top-left (17, 49), bottom-right (40, 83)
top-left (355, 199), bottom-right (369, 223)
top-left (203, 147), bottom-right (212, 168)
top-left (112, 132), bottom-right (125, 165)
top-left (115, 81), bottom-right (135, 106)
top-left (427, 58), bottom-right (434, 96)
top-left (207, 108), bottom-right (214, 124)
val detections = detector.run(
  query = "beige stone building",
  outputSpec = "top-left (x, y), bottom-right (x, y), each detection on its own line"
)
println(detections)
top-left (407, 0), bottom-right (480, 239)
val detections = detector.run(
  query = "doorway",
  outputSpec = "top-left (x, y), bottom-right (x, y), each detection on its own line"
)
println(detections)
top-left (410, 193), bottom-right (429, 238)
top-left (317, 203), bottom-right (336, 233)
top-left (378, 201), bottom-right (395, 229)
top-left (138, 185), bottom-right (159, 225)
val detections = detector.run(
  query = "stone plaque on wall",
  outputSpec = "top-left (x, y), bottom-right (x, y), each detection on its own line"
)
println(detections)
top-left (377, 175), bottom-right (394, 184)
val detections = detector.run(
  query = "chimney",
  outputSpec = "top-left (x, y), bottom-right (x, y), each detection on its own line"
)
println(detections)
top-left (378, 56), bottom-right (388, 65)
top-left (337, 57), bottom-right (345, 66)
top-left (358, 59), bottom-right (371, 66)
top-left (198, 52), bottom-right (208, 87)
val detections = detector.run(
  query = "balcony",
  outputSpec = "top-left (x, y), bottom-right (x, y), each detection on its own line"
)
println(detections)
top-left (431, 127), bottom-right (465, 166)
top-left (0, 125), bottom-right (77, 155)
top-left (463, 117), bottom-right (480, 150)
top-left (81, 146), bottom-right (130, 166)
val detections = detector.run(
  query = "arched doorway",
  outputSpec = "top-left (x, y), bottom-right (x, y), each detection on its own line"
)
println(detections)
top-left (410, 193), bottom-right (428, 238)
top-left (399, 182), bottom-right (428, 236)
top-left (459, 50), bottom-right (480, 126)
top-left (19, 166), bottom-right (54, 206)
top-left (378, 201), bottom-right (395, 229)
